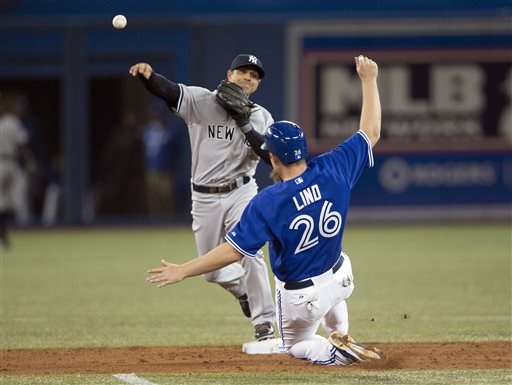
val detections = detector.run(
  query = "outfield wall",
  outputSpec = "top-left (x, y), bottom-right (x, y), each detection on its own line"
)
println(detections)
top-left (1, 2), bottom-right (510, 223)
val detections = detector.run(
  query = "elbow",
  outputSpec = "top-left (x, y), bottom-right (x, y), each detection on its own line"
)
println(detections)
top-left (226, 243), bottom-right (244, 263)
top-left (374, 128), bottom-right (381, 143)
top-left (231, 250), bottom-right (244, 264)
top-left (369, 125), bottom-right (381, 147)
top-left (261, 151), bottom-right (271, 165)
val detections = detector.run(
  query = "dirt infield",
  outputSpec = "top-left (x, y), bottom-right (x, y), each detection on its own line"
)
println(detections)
top-left (1, 342), bottom-right (511, 375)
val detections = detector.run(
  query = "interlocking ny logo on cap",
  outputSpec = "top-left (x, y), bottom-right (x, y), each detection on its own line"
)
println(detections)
top-left (249, 55), bottom-right (258, 64)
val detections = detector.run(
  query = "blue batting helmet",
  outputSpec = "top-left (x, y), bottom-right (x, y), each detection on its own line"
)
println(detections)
top-left (262, 121), bottom-right (308, 164)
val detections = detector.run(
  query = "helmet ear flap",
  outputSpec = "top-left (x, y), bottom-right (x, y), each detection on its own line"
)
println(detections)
top-left (263, 121), bottom-right (308, 164)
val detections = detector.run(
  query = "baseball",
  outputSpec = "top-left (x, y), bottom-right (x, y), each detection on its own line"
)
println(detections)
top-left (112, 14), bottom-right (127, 29)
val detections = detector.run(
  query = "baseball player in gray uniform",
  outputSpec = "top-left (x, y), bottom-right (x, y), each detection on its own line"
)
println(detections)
top-left (0, 93), bottom-right (31, 247)
top-left (129, 54), bottom-right (276, 341)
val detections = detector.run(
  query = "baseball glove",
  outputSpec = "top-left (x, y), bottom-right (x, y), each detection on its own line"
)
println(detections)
top-left (215, 80), bottom-right (254, 128)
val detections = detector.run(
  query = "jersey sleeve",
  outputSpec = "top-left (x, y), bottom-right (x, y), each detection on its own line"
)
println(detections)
top-left (327, 130), bottom-right (374, 189)
top-left (174, 84), bottom-right (211, 124)
top-left (252, 105), bottom-right (274, 135)
top-left (225, 196), bottom-right (271, 258)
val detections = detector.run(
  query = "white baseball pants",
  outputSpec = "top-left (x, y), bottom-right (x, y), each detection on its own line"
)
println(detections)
top-left (191, 181), bottom-right (275, 326)
top-left (275, 254), bottom-right (354, 365)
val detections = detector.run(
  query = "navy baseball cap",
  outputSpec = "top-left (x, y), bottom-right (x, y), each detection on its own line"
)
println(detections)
top-left (229, 54), bottom-right (265, 79)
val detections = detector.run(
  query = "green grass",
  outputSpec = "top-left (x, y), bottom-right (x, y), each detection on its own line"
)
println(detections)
top-left (343, 223), bottom-right (511, 342)
top-left (0, 223), bottom-right (511, 384)
top-left (1, 227), bottom-right (255, 348)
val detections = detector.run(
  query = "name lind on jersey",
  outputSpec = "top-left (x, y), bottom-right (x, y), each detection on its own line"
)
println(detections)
top-left (293, 184), bottom-right (322, 211)
top-left (208, 124), bottom-right (235, 140)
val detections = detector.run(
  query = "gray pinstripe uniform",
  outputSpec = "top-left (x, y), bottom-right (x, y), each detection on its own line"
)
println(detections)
top-left (175, 84), bottom-right (275, 326)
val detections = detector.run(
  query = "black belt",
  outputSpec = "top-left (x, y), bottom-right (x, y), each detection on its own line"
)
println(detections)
top-left (192, 176), bottom-right (251, 194)
top-left (284, 256), bottom-right (344, 290)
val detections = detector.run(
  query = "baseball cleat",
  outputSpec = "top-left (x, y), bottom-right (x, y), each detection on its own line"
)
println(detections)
top-left (329, 332), bottom-right (383, 363)
top-left (237, 294), bottom-right (251, 318)
top-left (329, 334), bottom-right (365, 364)
top-left (254, 322), bottom-right (275, 341)
top-left (343, 334), bottom-right (383, 360)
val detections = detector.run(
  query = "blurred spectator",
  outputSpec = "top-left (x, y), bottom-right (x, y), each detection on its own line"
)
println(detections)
top-left (97, 110), bottom-right (146, 216)
top-left (142, 100), bottom-right (178, 216)
top-left (16, 94), bottom-right (48, 219)
top-left (0, 92), bottom-right (35, 246)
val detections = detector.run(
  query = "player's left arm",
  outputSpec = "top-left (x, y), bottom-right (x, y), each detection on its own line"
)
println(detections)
top-left (355, 55), bottom-right (381, 147)
top-left (238, 109), bottom-right (274, 164)
top-left (147, 243), bottom-right (242, 288)
top-left (241, 128), bottom-right (271, 164)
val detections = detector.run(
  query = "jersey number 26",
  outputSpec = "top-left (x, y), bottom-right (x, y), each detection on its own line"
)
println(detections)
top-left (289, 200), bottom-right (342, 254)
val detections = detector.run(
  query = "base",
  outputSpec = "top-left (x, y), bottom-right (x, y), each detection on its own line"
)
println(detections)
top-left (242, 338), bottom-right (287, 355)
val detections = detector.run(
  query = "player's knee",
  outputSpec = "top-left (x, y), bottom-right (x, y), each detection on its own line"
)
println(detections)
top-left (287, 341), bottom-right (306, 358)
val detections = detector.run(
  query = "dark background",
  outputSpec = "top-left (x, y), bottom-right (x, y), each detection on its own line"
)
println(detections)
top-left (1, 0), bottom-right (510, 225)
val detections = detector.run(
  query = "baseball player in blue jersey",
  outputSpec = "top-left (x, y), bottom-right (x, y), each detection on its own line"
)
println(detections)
top-left (147, 55), bottom-right (382, 365)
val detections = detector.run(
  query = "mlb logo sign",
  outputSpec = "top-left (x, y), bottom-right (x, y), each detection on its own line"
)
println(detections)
top-left (295, 177), bottom-right (303, 185)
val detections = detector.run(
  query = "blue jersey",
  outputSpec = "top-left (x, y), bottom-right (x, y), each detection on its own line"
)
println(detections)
top-left (225, 131), bottom-right (373, 282)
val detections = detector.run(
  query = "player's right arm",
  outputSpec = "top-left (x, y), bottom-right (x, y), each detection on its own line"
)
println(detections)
top-left (129, 63), bottom-right (181, 109)
top-left (355, 56), bottom-right (381, 147)
top-left (146, 243), bottom-right (242, 287)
